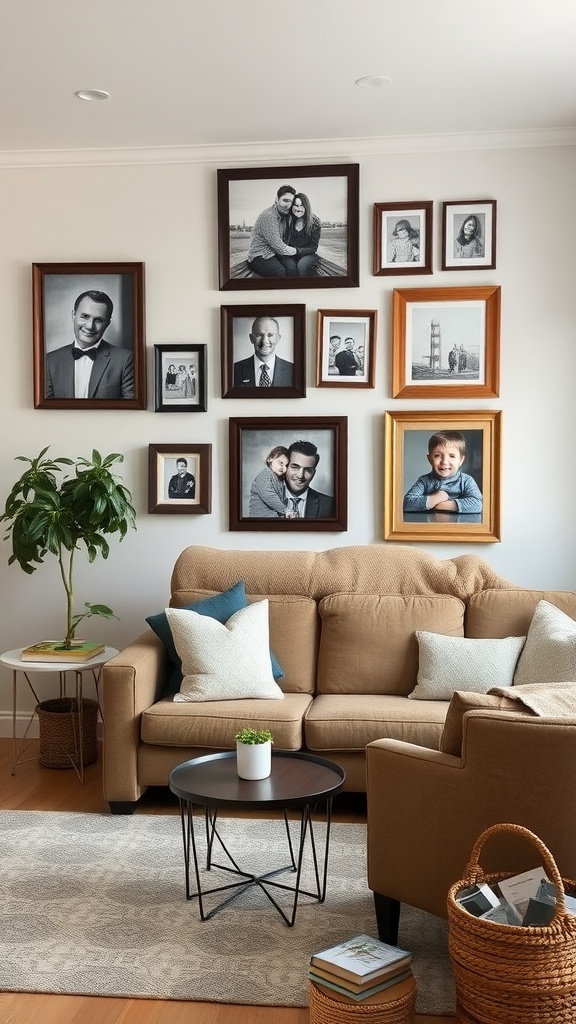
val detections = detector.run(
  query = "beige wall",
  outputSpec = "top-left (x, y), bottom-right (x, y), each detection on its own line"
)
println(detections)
top-left (1, 137), bottom-right (575, 729)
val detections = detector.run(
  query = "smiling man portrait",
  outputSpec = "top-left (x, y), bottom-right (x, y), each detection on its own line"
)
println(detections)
top-left (233, 315), bottom-right (294, 388)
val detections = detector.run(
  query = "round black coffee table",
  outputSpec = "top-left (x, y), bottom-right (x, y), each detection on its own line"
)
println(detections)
top-left (169, 750), bottom-right (346, 926)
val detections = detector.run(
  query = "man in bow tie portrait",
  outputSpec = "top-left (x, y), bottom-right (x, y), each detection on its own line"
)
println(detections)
top-left (45, 289), bottom-right (135, 400)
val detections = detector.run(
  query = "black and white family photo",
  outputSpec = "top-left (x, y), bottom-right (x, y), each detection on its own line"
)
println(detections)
top-left (154, 344), bottom-right (207, 413)
top-left (316, 309), bottom-right (377, 388)
top-left (218, 165), bottom-right (359, 290)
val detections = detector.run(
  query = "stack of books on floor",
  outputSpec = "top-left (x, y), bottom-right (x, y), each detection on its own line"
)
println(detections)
top-left (308, 932), bottom-right (413, 1002)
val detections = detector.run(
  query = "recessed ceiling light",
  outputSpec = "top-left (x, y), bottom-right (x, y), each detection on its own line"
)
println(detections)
top-left (355, 75), bottom-right (391, 89)
top-left (74, 89), bottom-right (110, 102)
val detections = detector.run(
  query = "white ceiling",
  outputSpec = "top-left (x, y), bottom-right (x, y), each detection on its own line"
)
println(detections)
top-left (2, 0), bottom-right (576, 156)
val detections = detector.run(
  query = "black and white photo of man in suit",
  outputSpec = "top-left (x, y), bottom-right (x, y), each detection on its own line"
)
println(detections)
top-left (233, 315), bottom-right (294, 388)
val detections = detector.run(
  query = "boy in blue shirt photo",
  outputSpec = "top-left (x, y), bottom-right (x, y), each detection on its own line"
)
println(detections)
top-left (403, 430), bottom-right (482, 514)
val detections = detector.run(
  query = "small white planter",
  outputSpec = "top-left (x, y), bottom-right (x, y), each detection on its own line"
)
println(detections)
top-left (236, 740), bottom-right (272, 780)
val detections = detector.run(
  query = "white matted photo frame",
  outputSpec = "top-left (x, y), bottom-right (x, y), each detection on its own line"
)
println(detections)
top-left (316, 309), bottom-right (377, 388)
top-left (392, 285), bottom-right (501, 399)
top-left (32, 261), bottom-right (146, 410)
top-left (373, 201), bottom-right (433, 276)
top-left (229, 416), bottom-right (347, 532)
top-left (154, 344), bottom-right (207, 412)
top-left (148, 443), bottom-right (212, 514)
top-left (217, 164), bottom-right (359, 290)
top-left (384, 410), bottom-right (501, 543)
top-left (442, 200), bottom-right (497, 270)
top-left (221, 304), bottom-right (306, 399)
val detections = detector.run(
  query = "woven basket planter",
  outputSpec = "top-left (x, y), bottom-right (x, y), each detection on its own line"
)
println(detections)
top-left (36, 697), bottom-right (98, 769)
top-left (308, 976), bottom-right (416, 1024)
top-left (447, 822), bottom-right (576, 1024)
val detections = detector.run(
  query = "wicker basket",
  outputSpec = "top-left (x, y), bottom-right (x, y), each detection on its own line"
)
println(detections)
top-left (308, 976), bottom-right (416, 1024)
top-left (447, 822), bottom-right (576, 1024)
top-left (36, 697), bottom-right (98, 769)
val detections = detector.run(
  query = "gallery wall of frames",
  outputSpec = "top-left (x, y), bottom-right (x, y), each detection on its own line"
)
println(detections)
top-left (30, 167), bottom-right (501, 542)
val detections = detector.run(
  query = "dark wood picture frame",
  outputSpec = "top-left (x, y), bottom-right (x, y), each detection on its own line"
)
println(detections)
top-left (384, 409), bottom-right (501, 543)
top-left (32, 261), bottom-right (146, 410)
top-left (373, 201), bottom-right (433, 276)
top-left (316, 309), bottom-right (377, 388)
top-left (221, 304), bottom-right (306, 399)
top-left (229, 416), bottom-right (348, 531)
top-left (154, 344), bottom-right (207, 412)
top-left (392, 285), bottom-right (501, 399)
top-left (441, 200), bottom-right (497, 270)
top-left (217, 164), bottom-right (359, 290)
top-left (148, 443), bottom-right (212, 514)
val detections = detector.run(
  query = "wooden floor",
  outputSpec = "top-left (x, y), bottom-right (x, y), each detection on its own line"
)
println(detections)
top-left (0, 739), bottom-right (452, 1023)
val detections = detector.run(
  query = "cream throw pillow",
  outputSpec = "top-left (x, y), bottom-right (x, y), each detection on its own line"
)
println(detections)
top-left (410, 632), bottom-right (526, 700)
top-left (514, 600), bottom-right (576, 685)
top-left (166, 600), bottom-right (285, 702)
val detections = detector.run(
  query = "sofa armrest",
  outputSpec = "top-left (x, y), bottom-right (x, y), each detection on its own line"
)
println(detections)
top-left (101, 630), bottom-right (167, 806)
top-left (367, 710), bottom-right (576, 920)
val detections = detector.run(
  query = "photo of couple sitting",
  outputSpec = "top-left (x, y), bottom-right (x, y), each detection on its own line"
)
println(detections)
top-left (249, 441), bottom-right (334, 519)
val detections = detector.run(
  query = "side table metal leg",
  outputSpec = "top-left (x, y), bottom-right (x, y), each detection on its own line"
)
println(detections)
top-left (11, 670), bottom-right (17, 775)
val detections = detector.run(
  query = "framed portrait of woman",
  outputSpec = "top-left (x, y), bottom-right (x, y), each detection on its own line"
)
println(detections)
top-left (442, 200), bottom-right (497, 270)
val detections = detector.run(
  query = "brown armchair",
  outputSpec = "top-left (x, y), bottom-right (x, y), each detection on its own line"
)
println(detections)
top-left (366, 708), bottom-right (576, 943)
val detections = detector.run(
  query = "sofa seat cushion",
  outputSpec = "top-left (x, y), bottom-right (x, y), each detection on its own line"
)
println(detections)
top-left (316, 594), bottom-right (465, 696)
top-left (141, 692), bottom-right (312, 750)
top-left (304, 694), bottom-right (449, 752)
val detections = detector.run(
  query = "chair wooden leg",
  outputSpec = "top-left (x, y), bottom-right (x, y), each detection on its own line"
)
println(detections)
top-left (373, 892), bottom-right (400, 944)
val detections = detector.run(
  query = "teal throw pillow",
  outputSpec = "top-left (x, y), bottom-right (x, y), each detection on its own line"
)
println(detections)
top-left (146, 581), bottom-right (283, 697)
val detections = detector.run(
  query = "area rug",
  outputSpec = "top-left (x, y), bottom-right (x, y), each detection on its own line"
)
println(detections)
top-left (0, 810), bottom-right (455, 1014)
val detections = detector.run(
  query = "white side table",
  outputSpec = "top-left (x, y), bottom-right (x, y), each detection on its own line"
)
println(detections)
top-left (0, 646), bottom-right (119, 782)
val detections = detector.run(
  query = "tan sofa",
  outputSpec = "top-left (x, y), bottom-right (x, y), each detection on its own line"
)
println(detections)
top-left (101, 543), bottom-right (574, 814)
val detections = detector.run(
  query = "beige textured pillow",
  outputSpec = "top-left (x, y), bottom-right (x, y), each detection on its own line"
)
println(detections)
top-left (514, 600), bottom-right (576, 685)
top-left (440, 690), bottom-right (535, 756)
top-left (166, 600), bottom-right (285, 702)
top-left (410, 632), bottom-right (526, 700)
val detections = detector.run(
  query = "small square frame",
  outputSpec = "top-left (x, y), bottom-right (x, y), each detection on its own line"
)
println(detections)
top-left (33, 261), bottom-right (146, 409)
top-left (148, 443), bottom-right (212, 514)
top-left (217, 164), bottom-right (359, 290)
top-left (316, 309), bottom-right (377, 388)
top-left (229, 416), bottom-right (347, 531)
top-left (373, 201), bottom-right (433, 276)
top-left (442, 200), bottom-right (497, 270)
top-left (384, 409), bottom-right (501, 543)
top-left (221, 304), bottom-right (306, 398)
top-left (154, 344), bottom-right (207, 412)
top-left (392, 285), bottom-right (501, 399)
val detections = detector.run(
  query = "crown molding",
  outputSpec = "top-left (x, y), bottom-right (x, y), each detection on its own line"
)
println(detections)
top-left (1, 127), bottom-right (575, 169)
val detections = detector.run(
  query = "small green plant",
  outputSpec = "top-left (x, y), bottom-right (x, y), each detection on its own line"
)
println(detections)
top-left (235, 727), bottom-right (274, 745)
top-left (0, 447), bottom-right (136, 649)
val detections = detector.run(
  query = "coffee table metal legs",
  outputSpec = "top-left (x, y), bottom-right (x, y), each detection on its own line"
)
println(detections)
top-left (177, 799), bottom-right (334, 926)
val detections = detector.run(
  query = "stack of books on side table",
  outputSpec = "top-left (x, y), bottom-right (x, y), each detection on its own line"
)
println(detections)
top-left (308, 933), bottom-right (413, 1002)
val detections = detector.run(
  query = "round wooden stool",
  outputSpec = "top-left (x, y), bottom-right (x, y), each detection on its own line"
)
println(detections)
top-left (308, 975), bottom-right (417, 1024)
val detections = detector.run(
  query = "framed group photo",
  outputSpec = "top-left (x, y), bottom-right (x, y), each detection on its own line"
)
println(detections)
top-left (221, 304), bottom-right (306, 399)
top-left (217, 164), bottom-right (359, 290)
top-left (316, 309), bottom-right (377, 388)
top-left (148, 443), bottom-right (212, 514)
top-left (391, 285), bottom-right (501, 399)
top-left (384, 410), bottom-right (501, 543)
top-left (229, 416), bottom-right (348, 531)
top-left (373, 201), bottom-right (433, 276)
top-left (442, 200), bottom-right (497, 270)
top-left (32, 261), bottom-right (146, 410)
top-left (154, 344), bottom-right (207, 412)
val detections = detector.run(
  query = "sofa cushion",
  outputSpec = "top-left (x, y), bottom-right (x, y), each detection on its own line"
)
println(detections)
top-left (304, 694), bottom-right (448, 752)
top-left (514, 600), bottom-right (576, 685)
top-left (166, 601), bottom-right (284, 702)
top-left (316, 594), bottom-right (465, 697)
top-left (170, 590), bottom-right (318, 695)
top-left (440, 690), bottom-right (535, 756)
top-left (141, 692), bottom-right (312, 749)
top-left (147, 582), bottom-right (283, 698)
top-left (410, 632), bottom-right (526, 700)
top-left (466, 589), bottom-right (576, 639)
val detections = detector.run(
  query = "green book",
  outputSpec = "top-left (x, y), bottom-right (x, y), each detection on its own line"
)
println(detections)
top-left (21, 640), bottom-right (105, 662)
top-left (308, 968), bottom-right (413, 1001)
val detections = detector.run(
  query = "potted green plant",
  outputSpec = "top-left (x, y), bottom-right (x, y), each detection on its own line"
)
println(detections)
top-left (234, 727), bottom-right (274, 780)
top-left (0, 446), bottom-right (136, 651)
